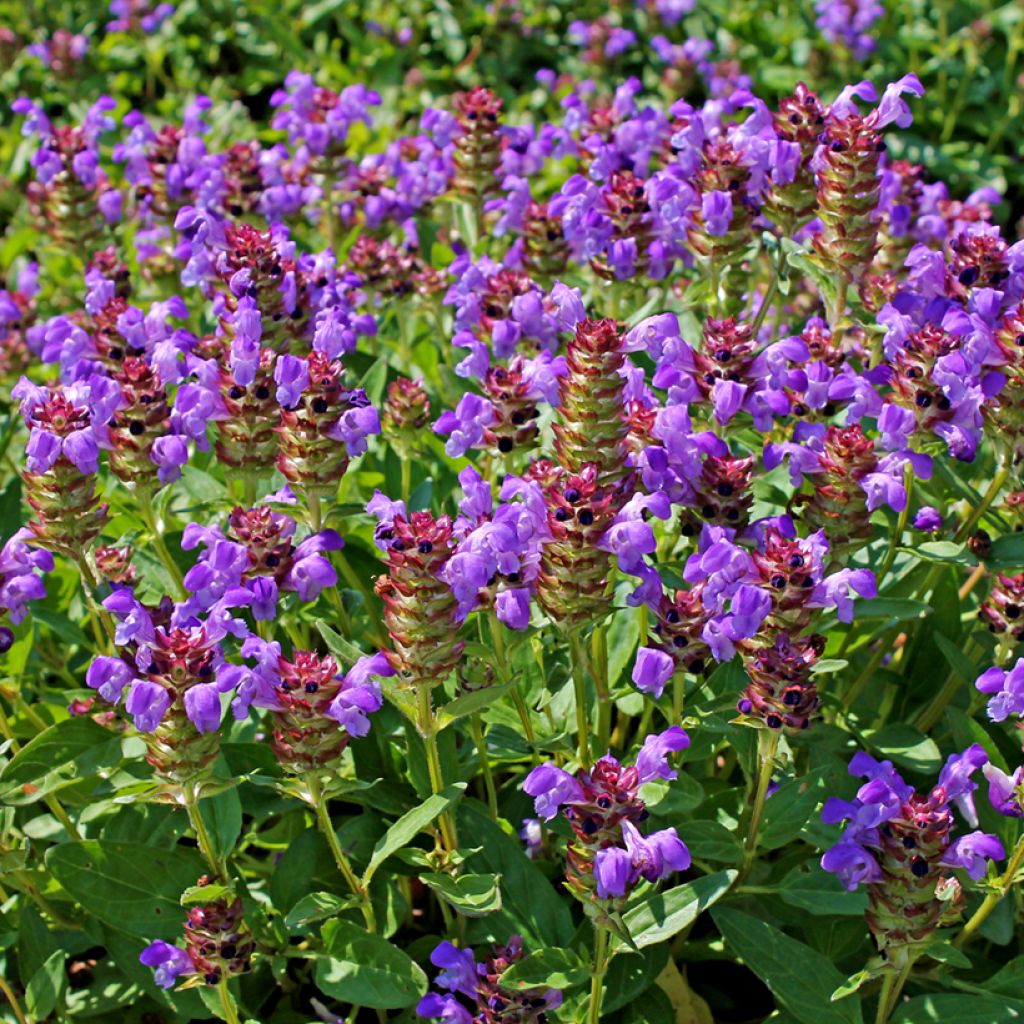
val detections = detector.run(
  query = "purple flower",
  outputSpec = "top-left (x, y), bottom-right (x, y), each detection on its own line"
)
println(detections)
top-left (941, 831), bottom-right (1005, 880)
top-left (183, 681), bottom-right (224, 734)
top-left (701, 190), bottom-right (733, 236)
top-left (821, 840), bottom-right (882, 891)
top-left (913, 506), bottom-right (943, 533)
top-left (416, 992), bottom-right (474, 1024)
top-left (622, 820), bottom-right (691, 881)
top-left (429, 942), bottom-right (477, 998)
top-left (151, 434), bottom-right (188, 485)
top-left (274, 354), bottom-right (309, 408)
top-left (631, 646), bottom-right (675, 698)
top-left (125, 679), bottom-right (170, 732)
top-left (86, 656), bottom-right (134, 704)
top-left (434, 393), bottom-right (495, 458)
top-left (934, 744), bottom-right (988, 828)
top-left (984, 763), bottom-right (1024, 817)
top-left (593, 846), bottom-right (633, 898)
top-left (809, 568), bottom-right (876, 623)
top-left (975, 659), bottom-right (1024, 722)
top-left (139, 940), bottom-right (194, 989)
top-left (635, 726), bottom-right (690, 784)
top-left (523, 763), bottom-right (585, 820)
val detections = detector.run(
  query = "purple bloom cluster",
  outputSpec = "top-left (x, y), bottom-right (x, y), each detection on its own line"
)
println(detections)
top-left (523, 727), bottom-right (691, 900)
top-left (821, 747), bottom-right (1003, 890)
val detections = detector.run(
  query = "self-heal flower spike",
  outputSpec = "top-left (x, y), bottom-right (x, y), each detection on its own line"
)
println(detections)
top-left (821, 747), bottom-right (1002, 967)
top-left (522, 727), bottom-right (691, 905)
top-left (417, 936), bottom-right (562, 1024)
top-left (141, 881), bottom-right (253, 989)
top-left (13, 377), bottom-right (112, 557)
top-left (451, 87), bottom-right (504, 206)
top-left (229, 642), bottom-right (389, 774)
top-left (372, 505), bottom-right (465, 691)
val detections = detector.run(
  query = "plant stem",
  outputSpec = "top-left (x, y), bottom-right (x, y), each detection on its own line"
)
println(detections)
top-left (0, 973), bottom-right (27, 1024)
top-left (875, 960), bottom-right (913, 1024)
top-left (417, 684), bottom-right (459, 856)
top-left (956, 831), bottom-right (1024, 947)
top-left (591, 624), bottom-right (611, 756)
top-left (401, 458), bottom-right (412, 505)
top-left (307, 774), bottom-right (377, 932)
top-left (740, 729), bottom-right (779, 878)
top-left (672, 671), bottom-right (685, 724)
top-left (588, 923), bottom-right (611, 1024)
top-left (218, 978), bottom-right (242, 1024)
top-left (470, 714), bottom-right (498, 820)
top-left (137, 489), bottom-right (186, 599)
top-left (183, 782), bottom-right (227, 880)
top-left (569, 630), bottom-right (591, 766)
top-left (875, 464), bottom-right (914, 589)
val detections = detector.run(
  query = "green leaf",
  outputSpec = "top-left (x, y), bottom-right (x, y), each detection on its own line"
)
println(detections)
top-left (46, 840), bottom-right (204, 939)
top-left (316, 621), bottom-right (367, 666)
top-left (0, 718), bottom-right (122, 805)
top-left (933, 632), bottom-right (980, 689)
top-left (198, 787), bottom-right (243, 863)
top-left (891, 994), bottom-right (1024, 1023)
top-left (712, 907), bottom-right (864, 1024)
top-left (316, 919), bottom-right (427, 1009)
top-left (681, 821), bottom-right (743, 864)
top-left (419, 872), bottom-right (502, 917)
top-left (499, 947), bottom-right (589, 990)
top-left (864, 724), bottom-right (941, 774)
top-left (776, 864), bottom-right (867, 916)
top-left (25, 950), bottom-right (67, 1020)
top-left (760, 768), bottom-right (826, 850)
top-left (362, 784), bottom-right (466, 884)
top-left (180, 882), bottom-right (232, 906)
top-left (987, 533), bottom-right (1024, 569)
top-left (436, 682), bottom-right (516, 728)
top-left (622, 870), bottom-right (736, 949)
top-left (458, 801), bottom-right (574, 947)
top-left (284, 892), bottom-right (359, 929)
top-left (360, 357), bottom-right (389, 407)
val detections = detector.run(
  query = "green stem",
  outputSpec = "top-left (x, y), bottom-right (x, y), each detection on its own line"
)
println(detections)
top-left (672, 671), bottom-right (685, 724)
top-left (875, 960), bottom-right (914, 1024)
top-left (401, 458), bottom-right (412, 506)
top-left (137, 489), bottom-right (186, 599)
top-left (417, 684), bottom-right (459, 856)
top-left (588, 923), bottom-right (611, 1024)
top-left (0, 971), bottom-right (27, 1024)
top-left (471, 714), bottom-right (499, 820)
top-left (218, 978), bottom-right (242, 1024)
top-left (750, 245), bottom-right (787, 338)
top-left (740, 729), bottom-right (780, 878)
top-left (569, 630), bottom-right (591, 767)
top-left (875, 464), bottom-right (914, 589)
top-left (591, 625), bottom-right (611, 756)
top-left (307, 774), bottom-right (377, 932)
top-left (956, 831), bottom-right (1024, 947)
top-left (183, 782), bottom-right (227, 880)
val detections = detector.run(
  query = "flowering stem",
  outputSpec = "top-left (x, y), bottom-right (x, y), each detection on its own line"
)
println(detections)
top-left (306, 773), bottom-right (377, 932)
top-left (137, 489), bottom-right (186, 599)
top-left (0, 972), bottom-right (27, 1024)
top-left (591, 624), bottom-right (611, 755)
top-left (71, 548), bottom-right (116, 649)
top-left (416, 684), bottom-right (459, 856)
top-left (956, 831), bottom-right (1024, 947)
top-left (183, 783), bottom-right (227, 880)
top-left (217, 978), bottom-right (242, 1024)
top-left (470, 713), bottom-right (499, 820)
top-left (875, 960), bottom-right (914, 1024)
top-left (740, 729), bottom-right (779, 878)
top-left (875, 464), bottom-right (914, 589)
top-left (400, 457), bottom-right (412, 505)
top-left (588, 922), bottom-right (611, 1024)
top-left (569, 630), bottom-right (591, 767)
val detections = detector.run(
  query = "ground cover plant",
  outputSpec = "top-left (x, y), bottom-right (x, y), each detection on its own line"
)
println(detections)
top-left (3, 2), bottom-right (1024, 1023)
